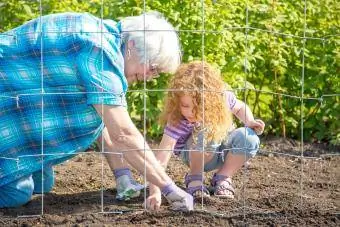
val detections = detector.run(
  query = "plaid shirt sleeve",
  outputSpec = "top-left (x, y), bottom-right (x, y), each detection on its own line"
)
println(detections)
top-left (74, 14), bottom-right (128, 106)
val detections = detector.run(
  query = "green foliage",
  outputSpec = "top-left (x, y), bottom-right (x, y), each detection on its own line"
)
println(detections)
top-left (1, 0), bottom-right (338, 144)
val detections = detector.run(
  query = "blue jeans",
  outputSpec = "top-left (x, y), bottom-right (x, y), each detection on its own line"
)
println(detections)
top-left (180, 127), bottom-right (260, 172)
top-left (0, 166), bottom-right (54, 208)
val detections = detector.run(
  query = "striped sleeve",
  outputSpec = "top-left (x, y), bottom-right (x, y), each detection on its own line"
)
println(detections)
top-left (225, 91), bottom-right (237, 110)
top-left (164, 123), bottom-right (183, 140)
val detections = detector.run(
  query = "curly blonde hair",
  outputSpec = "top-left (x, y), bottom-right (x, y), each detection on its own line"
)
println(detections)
top-left (160, 61), bottom-right (233, 143)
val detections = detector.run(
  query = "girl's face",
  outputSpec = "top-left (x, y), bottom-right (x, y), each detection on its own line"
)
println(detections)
top-left (179, 95), bottom-right (196, 123)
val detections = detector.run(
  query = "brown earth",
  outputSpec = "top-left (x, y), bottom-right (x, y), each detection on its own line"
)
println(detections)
top-left (1, 137), bottom-right (339, 226)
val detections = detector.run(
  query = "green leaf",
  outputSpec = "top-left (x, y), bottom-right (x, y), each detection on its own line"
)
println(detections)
top-left (22, 4), bottom-right (32, 16)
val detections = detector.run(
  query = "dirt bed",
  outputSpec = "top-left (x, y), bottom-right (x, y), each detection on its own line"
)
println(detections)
top-left (1, 137), bottom-right (339, 226)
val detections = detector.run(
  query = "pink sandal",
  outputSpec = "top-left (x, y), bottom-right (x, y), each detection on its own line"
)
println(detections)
top-left (211, 173), bottom-right (235, 199)
top-left (184, 174), bottom-right (210, 198)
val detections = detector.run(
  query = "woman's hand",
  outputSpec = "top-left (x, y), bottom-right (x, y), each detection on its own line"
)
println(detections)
top-left (145, 191), bottom-right (162, 211)
top-left (246, 119), bottom-right (265, 135)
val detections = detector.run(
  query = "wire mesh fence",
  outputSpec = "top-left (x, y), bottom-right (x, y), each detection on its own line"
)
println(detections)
top-left (0, 0), bottom-right (339, 224)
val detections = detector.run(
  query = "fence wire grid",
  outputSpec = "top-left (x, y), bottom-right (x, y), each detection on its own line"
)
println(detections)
top-left (0, 0), bottom-right (339, 222)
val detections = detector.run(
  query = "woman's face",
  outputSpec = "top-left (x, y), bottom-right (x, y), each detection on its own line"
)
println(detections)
top-left (124, 40), bottom-right (159, 84)
top-left (179, 95), bottom-right (196, 123)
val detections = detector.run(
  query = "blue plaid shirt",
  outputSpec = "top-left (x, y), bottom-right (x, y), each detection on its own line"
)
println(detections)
top-left (0, 12), bottom-right (128, 187)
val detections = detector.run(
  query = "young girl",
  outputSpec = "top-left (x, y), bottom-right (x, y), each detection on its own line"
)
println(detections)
top-left (146, 61), bottom-right (265, 210)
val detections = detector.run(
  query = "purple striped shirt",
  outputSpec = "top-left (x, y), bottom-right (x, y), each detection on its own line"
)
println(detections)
top-left (164, 91), bottom-right (236, 155)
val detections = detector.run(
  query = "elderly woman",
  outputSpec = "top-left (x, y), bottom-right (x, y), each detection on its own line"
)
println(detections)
top-left (0, 12), bottom-right (193, 211)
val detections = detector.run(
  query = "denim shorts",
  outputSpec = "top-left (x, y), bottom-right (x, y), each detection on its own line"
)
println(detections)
top-left (180, 127), bottom-right (260, 172)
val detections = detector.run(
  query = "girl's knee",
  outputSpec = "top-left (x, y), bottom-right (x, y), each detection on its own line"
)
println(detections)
top-left (230, 127), bottom-right (260, 158)
top-left (0, 175), bottom-right (34, 208)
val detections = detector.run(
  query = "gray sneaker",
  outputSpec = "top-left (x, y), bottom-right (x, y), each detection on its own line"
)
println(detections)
top-left (115, 175), bottom-right (144, 201)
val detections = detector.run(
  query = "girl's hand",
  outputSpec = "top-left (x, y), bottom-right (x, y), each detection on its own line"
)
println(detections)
top-left (145, 192), bottom-right (162, 211)
top-left (246, 119), bottom-right (265, 135)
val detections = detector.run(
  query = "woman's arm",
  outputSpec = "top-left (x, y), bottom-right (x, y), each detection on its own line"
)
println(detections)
top-left (94, 104), bottom-right (173, 188)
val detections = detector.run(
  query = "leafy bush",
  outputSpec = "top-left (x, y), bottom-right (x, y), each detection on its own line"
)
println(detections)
top-left (1, 0), bottom-right (338, 144)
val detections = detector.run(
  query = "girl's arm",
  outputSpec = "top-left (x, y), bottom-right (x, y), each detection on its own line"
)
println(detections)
top-left (231, 99), bottom-right (265, 135)
top-left (154, 134), bottom-right (177, 170)
top-left (146, 134), bottom-right (177, 210)
top-left (232, 99), bottom-right (255, 123)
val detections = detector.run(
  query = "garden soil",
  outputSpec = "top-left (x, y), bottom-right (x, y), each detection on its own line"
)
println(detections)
top-left (1, 137), bottom-right (339, 226)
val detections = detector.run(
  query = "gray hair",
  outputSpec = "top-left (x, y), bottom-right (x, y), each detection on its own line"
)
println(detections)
top-left (120, 11), bottom-right (181, 73)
